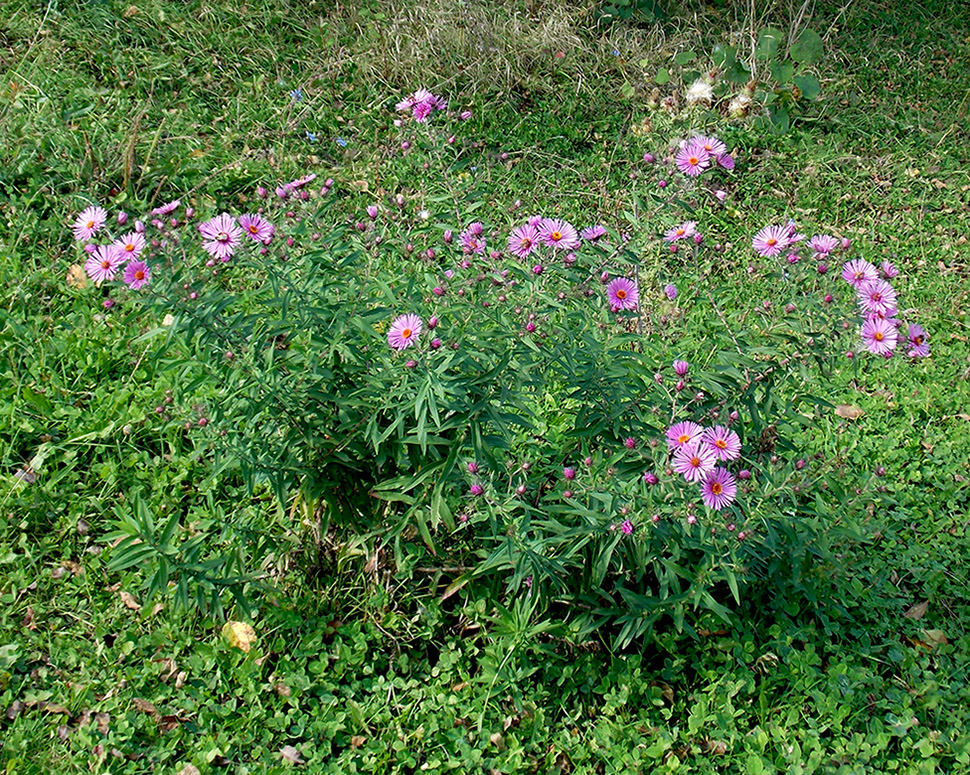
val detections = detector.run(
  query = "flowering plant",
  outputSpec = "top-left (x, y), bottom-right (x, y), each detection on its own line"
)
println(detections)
top-left (78, 98), bottom-right (923, 638)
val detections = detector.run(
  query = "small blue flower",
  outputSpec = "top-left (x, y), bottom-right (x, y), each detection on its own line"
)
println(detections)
top-left (335, 137), bottom-right (348, 147)
top-left (290, 88), bottom-right (303, 102)
top-left (305, 131), bottom-right (318, 142)
top-left (612, 49), bottom-right (620, 57)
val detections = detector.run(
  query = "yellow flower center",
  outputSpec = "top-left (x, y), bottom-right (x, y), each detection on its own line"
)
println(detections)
top-left (125, 243), bottom-right (135, 252)
top-left (520, 238), bottom-right (531, 248)
top-left (715, 439), bottom-right (727, 449)
top-left (551, 231), bottom-right (562, 241)
top-left (689, 156), bottom-right (699, 165)
top-left (678, 434), bottom-right (691, 444)
top-left (691, 456), bottom-right (701, 467)
top-left (249, 225), bottom-right (259, 234)
top-left (711, 482), bottom-right (723, 495)
top-left (616, 289), bottom-right (627, 300)
top-left (100, 260), bottom-right (110, 269)
top-left (766, 238), bottom-right (777, 247)
top-left (676, 229), bottom-right (685, 237)
top-left (914, 335), bottom-right (924, 345)
top-left (86, 220), bottom-right (95, 229)
top-left (874, 331), bottom-right (884, 341)
top-left (401, 328), bottom-right (412, 339)
top-left (135, 269), bottom-right (145, 280)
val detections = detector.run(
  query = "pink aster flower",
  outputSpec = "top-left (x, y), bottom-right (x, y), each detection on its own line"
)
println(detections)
top-left (808, 234), bottom-right (839, 258)
top-left (880, 260), bottom-right (899, 279)
top-left (607, 277), bottom-right (639, 311)
top-left (701, 426), bottom-right (741, 462)
top-left (112, 231), bottom-right (145, 260)
top-left (672, 442), bottom-right (717, 483)
top-left (84, 245), bottom-right (125, 284)
top-left (538, 218), bottom-right (580, 251)
top-left (857, 278), bottom-right (898, 316)
top-left (581, 224), bottom-right (607, 241)
top-left (460, 223), bottom-right (487, 255)
top-left (72, 205), bottom-right (107, 241)
top-left (666, 421), bottom-right (704, 450)
top-left (907, 324), bottom-right (929, 357)
top-left (387, 313), bottom-right (423, 350)
top-left (507, 223), bottom-right (539, 258)
top-left (122, 260), bottom-right (150, 290)
top-left (693, 135), bottom-right (727, 157)
top-left (751, 224), bottom-right (791, 257)
top-left (151, 199), bottom-right (180, 217)
top-left (664, 221), bottom-right (697, 242)
top-left (841, 259), bottom-right (879, 288)
top-left (199, 213), bottom-right (242, 262)
top-left (239, 213), bottom-right (275, 243)
top-left (675, 141), bottom-right (710, 177)
top-left (861, 316), bottom-right (898, 356)
top-left (701, 467), bottom-right (737, 511)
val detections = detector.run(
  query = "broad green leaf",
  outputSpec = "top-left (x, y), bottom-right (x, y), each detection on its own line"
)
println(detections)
top-left (755, 28), bottom-right (784, 60)
top-left (790, 28), bottom-right (824, 65)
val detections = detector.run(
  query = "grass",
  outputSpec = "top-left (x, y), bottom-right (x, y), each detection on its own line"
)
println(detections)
top-left (2, 0), bottom-right (970, 772)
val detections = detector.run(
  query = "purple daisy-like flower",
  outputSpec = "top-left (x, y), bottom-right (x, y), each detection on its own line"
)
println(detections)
top-left (538, 218), bottom-right (580, 251)
top-left (199, 213), bottom-right (242, 262)
top-left (808, 234), bottom-right (839, 258)
top-left (460, 223), bottom-right (487, 255)
top-left (693, 135), bottom-right (727, 157)
top-left (151, 199), bottom-right (181, 217)
top-left (675, 141), bottom-right (710, 177)
top-left (239, 213), bottom-right (275, 243)
top-left (717, 153), bottom-right (736, 170)
top-left (666, 420), bottom-right (704, 450)
top-left (841, 259), bottom-right (879, 288)
top-left (907, 324), bottom-right (929, 357)
top-left (72, 205), bottom-right (107, 241)
top-left (387, 313), bottom-right (423, 351)
top-left (701, 467), bottom-right (737, 511)
top-left (880, 260), bottom-right (899, 279)
top-left (664, 221), bottom-right (697, 242)
top-left (507, 223), bottom-right (539, 258)
top-left (664, 283), bottom-right (678, 300)
top-left (857, 278), bottom-right (898, 316)
top-left (701, 426), bottom-right (742, 462)
top-left (751, 224), bottom-right (791, 257)
top-left (607, 277), bottom-right (639, 311)
top-left (861, 316), bottom-right (898, 356)
top-left (84, 244), bottom-right (125, 284)
top-left (581, 224), bottom-right (607, 241)
top-left (672, 442), bottom-right (717, 483)
top-left (112, 231), bottom-right (145, 260)
top-left (122, 260), bottom-right (151, 290)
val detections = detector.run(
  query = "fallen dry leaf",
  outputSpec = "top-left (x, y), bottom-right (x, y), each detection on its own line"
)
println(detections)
top-left (66, 265), bottom-right (88, 289)
top-left (132, 698), bottom-right (158, 717)
top-left (222, 621), bottom-right (256, 652)
top-left (122, 5), bottom-right (138, 17)
top-left (119, 590), bottom-right (140, 610)
top-left (177, 766), bottom-right (200, 775)
top-left (96, 712), bottom-right (110, 734)
top-left (904, 600), bottom-right (928, 620)
top-left (279, 745), bottom-right (303, 764)
top-left (350, 735), bottom-right (366, 748)
top-left (835, 404), bottom-right (865, 420)
top-left (919, 629), bottom-right (948, 649)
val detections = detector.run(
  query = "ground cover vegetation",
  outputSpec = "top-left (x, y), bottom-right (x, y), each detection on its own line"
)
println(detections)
top-left (1, 0), bottom-right (969, 772)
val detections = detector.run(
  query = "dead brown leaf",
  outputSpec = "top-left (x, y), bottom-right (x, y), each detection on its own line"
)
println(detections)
top-left (23, 607), bottom-right (36, 630)
top-left (66, 265), bottom-right (88, 289)
top-left (919, 629), bottom-right (948, 649)
top-left (279, 745), bottom-right (303, 764)
top-left (904, 600), bottom-right (928, 620)
top-left (132, 698), bottom-right (158, 717)
top-left (835, 404), bottom-right (865, 420)
top-left (177, 766), bottom-right (200, 775)
top-left (96, 712), bottom-right (110, 734)
top-left (350, 735), bottom-right (366, 748)
top-left (122, 5), bottom-right (138, 18)
top-left (119, 590), bottom-right (140, 610)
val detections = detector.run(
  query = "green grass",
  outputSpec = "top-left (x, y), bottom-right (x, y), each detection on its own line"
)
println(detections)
top-left (2, 0), bottom-right (970, 772)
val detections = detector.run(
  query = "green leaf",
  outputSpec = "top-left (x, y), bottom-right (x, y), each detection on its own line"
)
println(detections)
top-left (790, 28), bottom-right (823, 65)
top-left (673, 50), bottom-right (696, 66)
top-left (654, 68), bottom-right (670, 85)
top-left (755, 28), bottom-right (784, 60)
top-left (712, 44), bottom-right (736, 69)
top-left (770, 60), bottom-right (794, 84)
top-left (793, 73), bottom-right (822, 100)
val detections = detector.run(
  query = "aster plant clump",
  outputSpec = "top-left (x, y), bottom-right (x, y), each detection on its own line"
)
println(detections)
top-left (74, 92), bottom-right (916, 640)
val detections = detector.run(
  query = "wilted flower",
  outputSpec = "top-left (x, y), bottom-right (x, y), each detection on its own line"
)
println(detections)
top-left (685, 78), bottom-right (714, 105)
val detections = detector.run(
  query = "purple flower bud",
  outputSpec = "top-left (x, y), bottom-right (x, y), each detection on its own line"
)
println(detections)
top-left (401, 141), bottom-right (410, 151)
top-left (673, 360), bottom-right (689, 376)
top-left (257, 186), bottom-right (268, 198)
top-left (563, 467), bottom-right (576, 480)
top-left (470, 483), bottom-right (484, 496)
top-left (532, 264), bottom-right (543, 275)
top-left (185, 207), bottom-right (194, 218)
top-left (460, 110), bottom-right (472, 120)
top-left (426, 248), bottom-right (435, 259)
top-left (430, 338), bottom-right (441, 350)
top-left (584, 456), bottom-right (593, 467)
top-left (738, 469), bottom-right (752, 480)
top-left (795, 459), bottom-right (806, 470)
top-left (563, 490), bottom-right (573, 499)
top-left (693, 233), bottom-right (703, 245)
top-left (676, 380), bottom-right (685, 392)
top-left (467, 462), bottom-right (479, 474)
top-left (664, 284), bottom-right (677, 300)
top-left (643, 471), bottom-right (658, 485)
top-left (525, 321), bottom-right (536, 333)
top-left (103, 298), bottom-right (114, 308)
top-left (643, 152), bottom-right (655, 163)
top-left (443, 230), bottom-right (453, 244)
top-left (658, 179), bottom-right (668, 188)
top-left (687, 514), bottom-right (697, 524)
top-left (367, 205), bottom-right (378, 219)
top-left (432, 286), bottom-right (445, 296)
top-left (116, 211), bottom-right (129, 226)
top-left (516, 484), bottom-right (526, 495)
top-left (817, 263), bottom-right (828, 274)
top-left (841, 238), bottom-right (851, 249)
top-left (405, 359), bottom-right (417, 369)
top-left (624, 437), bottom-right (636, 449)
top-left (621, 520), bottom-right (634, 535)
top-left (729, 411), bottom-right (740, 423)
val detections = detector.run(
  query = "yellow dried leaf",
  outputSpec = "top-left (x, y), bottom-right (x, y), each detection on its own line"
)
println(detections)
top-left (66, 264), bottom-right (88, 289)
top-left (222, 620), bottom-right (256, 652)
top-left (904, 600), bottom-right (928, 620)
top-left (835, 404), bottom-right (865, 420)
top-left (122, 5), bottom-right (138, 17)
top-left (119, 590), bottom-right (140, 610)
